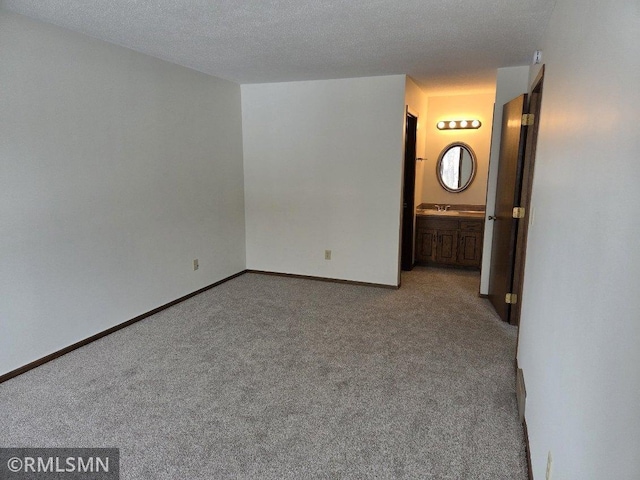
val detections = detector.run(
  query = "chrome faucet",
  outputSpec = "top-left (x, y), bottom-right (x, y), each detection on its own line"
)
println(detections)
top-left (444, 205), bottom-right (451, 211)
top-left (434, 204), bottom-right (441, 211)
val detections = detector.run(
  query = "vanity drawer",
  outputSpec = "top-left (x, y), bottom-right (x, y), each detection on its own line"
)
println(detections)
top-left (425, 218), bottom-right (459, 231)
top-left (460, 220), bottom-right (483, 231)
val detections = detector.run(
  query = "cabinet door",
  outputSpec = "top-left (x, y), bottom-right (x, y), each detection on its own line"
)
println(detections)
top-left (458, 231), bottom-right (483, 267)
top-left (436, 230), bottom-right (459, 265)
top-left (416, 228), bottom-right (437, 263)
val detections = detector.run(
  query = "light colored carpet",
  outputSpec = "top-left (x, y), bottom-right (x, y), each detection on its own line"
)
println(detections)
top-left (0, 267), bottom-right (527, 479)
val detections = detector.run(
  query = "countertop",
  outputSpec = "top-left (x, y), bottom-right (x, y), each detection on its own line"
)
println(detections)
top-left (416, 209), bottom-right (485, 219)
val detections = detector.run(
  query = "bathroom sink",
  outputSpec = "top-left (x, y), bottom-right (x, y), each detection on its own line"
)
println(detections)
top-left (417, 210), bottom-right (460, 216)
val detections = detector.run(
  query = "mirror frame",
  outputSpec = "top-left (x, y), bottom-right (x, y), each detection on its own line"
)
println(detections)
top-left (436, 142), bottom-right (477, 193)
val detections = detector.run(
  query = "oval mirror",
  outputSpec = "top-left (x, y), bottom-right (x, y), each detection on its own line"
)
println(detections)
top-left (436, 142), bottom-right (477, 193)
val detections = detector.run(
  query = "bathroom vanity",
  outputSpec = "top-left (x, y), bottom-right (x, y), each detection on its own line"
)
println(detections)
top-left (415, 206), bottom-right (485, 269)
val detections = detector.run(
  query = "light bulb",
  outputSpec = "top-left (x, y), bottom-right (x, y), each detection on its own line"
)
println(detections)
top-left (437, 121), bottom-right (445, 130)
top-left (449, 121), bottom-right (456, 129)
top-left (472, 120), bottom-right (480, 128)
top-left (460, 120), bottom-right (468, 128)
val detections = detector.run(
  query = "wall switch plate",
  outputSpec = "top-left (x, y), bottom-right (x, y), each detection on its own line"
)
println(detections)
top-left (193, 259), bottom-right (199, 270)
top-left (546, 451), bottom-right (553, 480)
top-left (325, 250), bottom-right (331, 260)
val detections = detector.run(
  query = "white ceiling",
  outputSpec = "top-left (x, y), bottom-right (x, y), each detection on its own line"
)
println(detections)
top-left (1, 0), bottom-right (557, 95)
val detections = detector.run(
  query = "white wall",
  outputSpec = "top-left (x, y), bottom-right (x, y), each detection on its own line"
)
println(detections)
top-left (0, 11), bottom-right (246, 376)
top-left (405, 77), bottom-right (429, 264)
top-left (242, 76), bottom-right (406, 286)
top-left (479, 66), bottom-right (530, 294)
top-left (421, 93), bottom-right (495, 206)
top-left (405, 77), bottom-right (429, 211)
top-left (517, 1), bottom-right (640, 478)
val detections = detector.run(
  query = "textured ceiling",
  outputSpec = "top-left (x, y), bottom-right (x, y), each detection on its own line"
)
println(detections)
top-left (1, 0), bottom-right (557, 95)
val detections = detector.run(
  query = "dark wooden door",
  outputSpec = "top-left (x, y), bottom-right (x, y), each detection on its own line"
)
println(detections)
top-left (401, 113), bottom-right (418, 271)
top-left (488, 95), bottom-right (528, 322)
top-left (511, 68), bottom-right (545, 328)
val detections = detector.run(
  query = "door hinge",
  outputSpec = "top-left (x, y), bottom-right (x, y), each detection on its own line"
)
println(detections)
top-left (505, 293), bottom-right (518, 304)
top-left (512, 207), bottom-right (526, 219)
top-left (522, 114), bottom-right (535, 126)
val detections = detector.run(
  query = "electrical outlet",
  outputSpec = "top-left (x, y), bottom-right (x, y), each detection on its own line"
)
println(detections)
top-left (324, 250), bottom-right (331, 260)
top-left (533, 50), bottom-right (543, 65)
top-left (193, 259), bottom-right (199, 271)
top-left (546, 451), bottom-right (553, 480)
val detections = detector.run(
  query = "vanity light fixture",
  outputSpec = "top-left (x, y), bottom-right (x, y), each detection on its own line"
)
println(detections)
top-left (437, 119), bottom-right (482, 130)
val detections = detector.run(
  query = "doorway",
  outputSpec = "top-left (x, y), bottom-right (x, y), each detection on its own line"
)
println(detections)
top-left (401, 111), bottom-right (418, 271)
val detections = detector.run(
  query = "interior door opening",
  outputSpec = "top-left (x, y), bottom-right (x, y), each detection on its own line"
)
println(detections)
top-left (401, 111), bottom-right (418, 272)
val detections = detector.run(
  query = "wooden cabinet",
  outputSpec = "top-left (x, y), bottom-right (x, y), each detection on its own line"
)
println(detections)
top-left (457, 220), bottom-right (484, 267)
top-left (416, 227), bottom-right (438, 263)
top-left (415, 215), bottom-right (484, 269)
